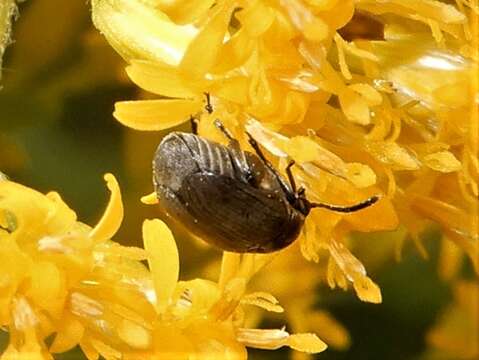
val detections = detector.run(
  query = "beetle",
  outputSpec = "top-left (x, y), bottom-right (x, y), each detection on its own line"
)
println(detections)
top-left (153, 116), bottom-right (379, 253)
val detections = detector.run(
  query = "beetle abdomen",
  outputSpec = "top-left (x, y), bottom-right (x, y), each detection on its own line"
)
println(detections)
top-left (175, 173), bottom-right (304, 252)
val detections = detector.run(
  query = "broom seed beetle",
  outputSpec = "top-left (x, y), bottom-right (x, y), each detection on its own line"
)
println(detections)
top-left (153, 98), bottom-right (379, 253)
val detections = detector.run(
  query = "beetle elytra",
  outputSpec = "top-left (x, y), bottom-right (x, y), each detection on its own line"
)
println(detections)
top-left (153, 115), bottom-right (379, 253)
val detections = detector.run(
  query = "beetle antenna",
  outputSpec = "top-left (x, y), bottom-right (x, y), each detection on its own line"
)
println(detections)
top-left (204, 92), bottom-right (213, 114)
top-left (309, 195), bottom-right (380, 213)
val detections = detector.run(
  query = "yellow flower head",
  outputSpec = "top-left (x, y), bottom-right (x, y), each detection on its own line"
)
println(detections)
top-left (0, 176), bottom-right (326, 359)
top-left (92, 0), bottom-right (478, 287)
top-left (0, 174), bottom-right (123, 358)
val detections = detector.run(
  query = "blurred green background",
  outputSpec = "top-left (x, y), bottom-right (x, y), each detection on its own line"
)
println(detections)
top-left (0, 1), bottom-right (473, 359)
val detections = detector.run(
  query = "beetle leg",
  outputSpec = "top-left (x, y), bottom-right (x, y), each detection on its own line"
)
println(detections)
top-left (204, 92), bottom-right (213, 114)
top-left (190, 115), bottom-right (198, 135)
top-left (245, 131), bottom-right (295, 199)
top-left (309, 195), bottom-right (380, 213)
top-left (285, 160), bottom-right (297, 193)
top-left (214, 119), bottom-right (235, 141)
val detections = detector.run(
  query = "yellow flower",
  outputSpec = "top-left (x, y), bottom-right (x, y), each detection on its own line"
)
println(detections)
top-left (247, 243), bottom-right (352, 357)
top-left (92, 0), bottom-right (478, 285)
top-left (0, 176), bottom-right (326, 359)
top-left (0, 173), bottom-right (123, 359)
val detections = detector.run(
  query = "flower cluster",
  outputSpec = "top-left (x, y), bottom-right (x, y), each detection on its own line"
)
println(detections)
top-left (0, 175), bottom-right (326, 359)
top-left (92, 0), bottom-right (478, 303)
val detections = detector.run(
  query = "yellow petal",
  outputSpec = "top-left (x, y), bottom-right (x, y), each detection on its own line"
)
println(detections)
top-left (308, 311), bottom-right (351, 350)
top-left (179, 3), bottom-right (235, 78)
top-left (327, 256), bottom-right (348, 290)
top-left (344, 163), bottom-right (377, 188)
top-left (212, 29), bottom-right (255, 73)
top-left (50, 316), bottom-right (85, 353)
top-left (319, 0), bottom-right (355, 30)
top-left (280, 0), bottom-right (329, 41)
top-left (288, 136), bottom-right (321, 163)
top-left (143, 219), bottom-right (179, 313)
top-left (126, 60), bottom-right (197, 98)
top-left (117, 319), bottom-right (151, 349)
top-left (238, 253), bottom-right (275, 281)
top-left (114, 99), bottom-right (202, 131)
top-left (248, 126), bottom-right (377, 188)
top-left (241, 292), bottom-right (284, 313)
top-left (236, 2), bottom-right (275, 37)
top-left (27, 262), bottom-right (66, 318)
top-left (209, 277), bottom-right (246, 321)
top-left (345, 195), bottom-right (399, 232)
top-left (90, 338), bottom-right (121, 360)
top-left (287, 333), bottom-right (328, 353)
top-left (160, 0), bottom-right (216, 25)
top-left (423, 151), bottom-right (462, 172)
top-left (366, 141), bottom-right (421, 170)
top-left (91, 0), bottom-right (197, 65)
top-left (141, 192), bottom-right (159, 205)
top-left (45, 191), bottom-right (78, 235)
top-left (218, 251), bottom-right (241, 290)
top-left (438, 236), bottom-right (462, 281)
top-left (335, 32), bottom-right (378, 61)
top-left (339, 89), bottom-right (371, 125)
top-left (185, 321), bottom-right (247, 360)
top-left (352, 276), bottom-right (382, 304)
top-left (349, 83), bottom-right (383, 106)
top-left (89, 173), bottom-right (123, 242)
top-left (236, 328), bottom-right (327, 353)
top-left (211, 76), bottom-right (250, 105)
top-left (236, 328), bottom-right (289, 350)
top-left (329, 238), bottom-right (382, 303)
top-left (79, 340), bottom-right (99, 360)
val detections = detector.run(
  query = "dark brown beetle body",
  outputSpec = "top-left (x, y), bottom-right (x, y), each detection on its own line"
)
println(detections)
top-left (153, 120), bottom-right (379, 253)
top-left (153, 131), bottom-right (304, 252)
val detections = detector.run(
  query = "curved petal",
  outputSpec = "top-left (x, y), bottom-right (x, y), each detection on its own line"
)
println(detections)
top-left (236, 328), bottom-right (327, 353)
top-left (126, 60), bottom-right (197, 98)
top-left (352, 275), bottom-right (382, 304)
top-left (114, 99), bottom-right (202, 131)
top-left (287, 333), bottom-right (328, 353)
top-left (179, 3), bottom-right (235, 78)
top-left (91, 0), bottom-right (197, 65)
top-left (140, 192), bottom-right (159, 205)
top-left (241, 292), bottom-right (284, 313)
top-left (50, 315), bottom-right (85, 353)
top-left (218, 251), bottom-right (241, 289)
top-left (143, 219), bottom-right (179, 314)
top-left (89, 173), bottom-right (123, 242)
top-left (162, 0), bottom-right (216, 25)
